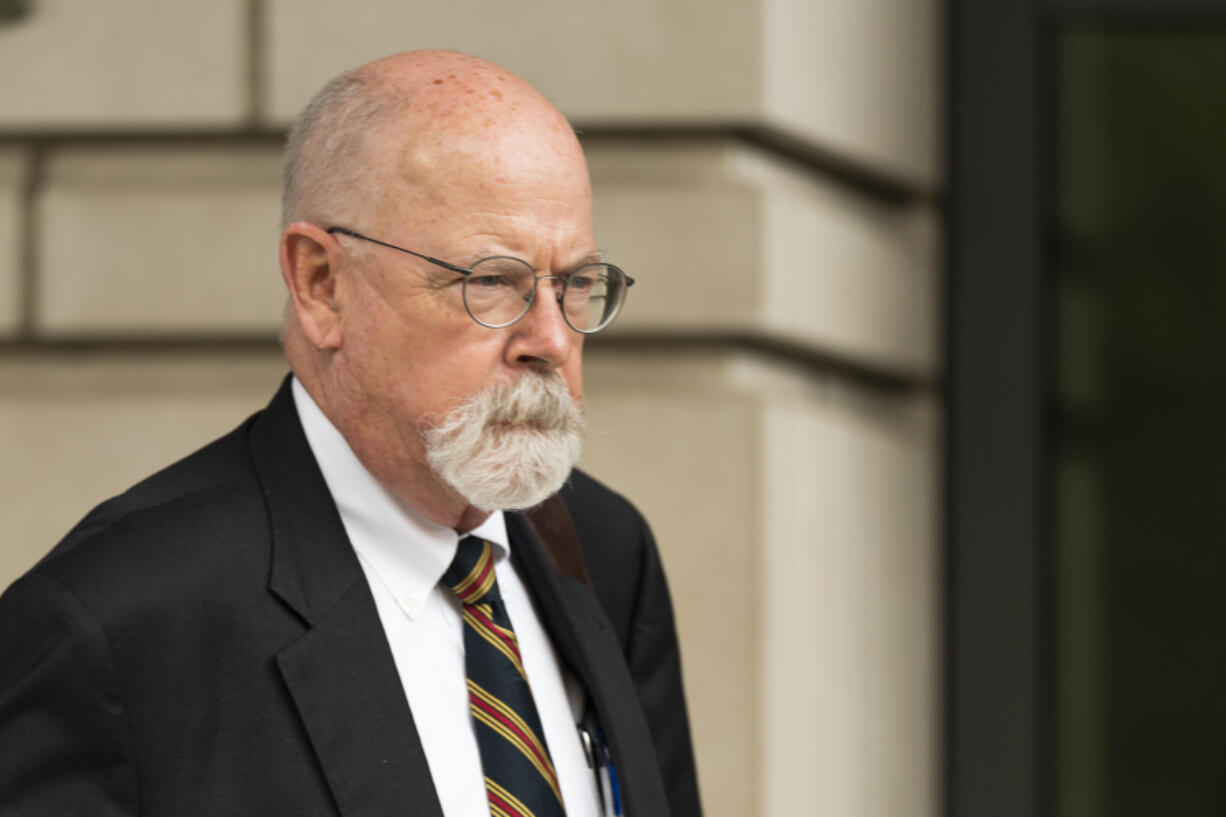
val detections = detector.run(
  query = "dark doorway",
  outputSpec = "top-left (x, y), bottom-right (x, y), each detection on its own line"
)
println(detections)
top-left (950, 3), bottom-right (1226, 817)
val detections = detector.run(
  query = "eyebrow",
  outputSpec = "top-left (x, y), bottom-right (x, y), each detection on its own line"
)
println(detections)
top-left (462, 249), bottom-right (607, 270)
top-left (573, 249), bottom-right (606, 266)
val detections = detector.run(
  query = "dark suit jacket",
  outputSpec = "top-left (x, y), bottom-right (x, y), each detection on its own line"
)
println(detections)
top-left (0, 377), bottom-right (701, 817)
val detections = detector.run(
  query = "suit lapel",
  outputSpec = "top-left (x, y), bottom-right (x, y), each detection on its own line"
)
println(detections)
top-left (507, 512), bottom-right (671, 817)
top-left (250, 377), bottom-right (443, 817)
top-left (276, 586), bottom-right (444, 817)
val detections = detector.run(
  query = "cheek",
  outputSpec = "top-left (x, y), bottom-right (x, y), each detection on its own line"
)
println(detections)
top-left (339, 310), bottom-right (427, 412)
top-left (407, 332), bottom-right (506, 407)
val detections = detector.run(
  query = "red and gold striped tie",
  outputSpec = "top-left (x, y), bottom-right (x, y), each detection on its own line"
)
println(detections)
top-left (443, 536), bottom-right (567, 817)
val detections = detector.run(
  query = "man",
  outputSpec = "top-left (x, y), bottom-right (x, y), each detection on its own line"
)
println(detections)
top-left (0, 51), bottom-right (701, 817)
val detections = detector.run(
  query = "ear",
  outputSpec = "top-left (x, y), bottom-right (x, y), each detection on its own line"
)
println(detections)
top-left (280, 222), bottom-right (345, 350)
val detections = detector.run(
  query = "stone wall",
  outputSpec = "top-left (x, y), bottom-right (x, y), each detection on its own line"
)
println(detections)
top-left (0, 2), bottom-right (943, 815)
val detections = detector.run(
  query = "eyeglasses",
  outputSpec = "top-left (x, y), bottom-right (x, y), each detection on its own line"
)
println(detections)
top-left (326, 226), bottom-right (634, 334)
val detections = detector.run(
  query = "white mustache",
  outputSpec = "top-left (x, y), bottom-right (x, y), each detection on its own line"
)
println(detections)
top-left (481, 373), bottom-right (581, 429)
top-left (421, 372), bottom-right (585, 512)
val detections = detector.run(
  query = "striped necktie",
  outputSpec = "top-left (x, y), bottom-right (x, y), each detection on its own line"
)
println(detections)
top-left (443, 535), bottom-right (568, 817)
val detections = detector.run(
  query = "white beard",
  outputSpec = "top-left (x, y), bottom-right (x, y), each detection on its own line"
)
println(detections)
top-left (422, 371), bottom-right (585, 512)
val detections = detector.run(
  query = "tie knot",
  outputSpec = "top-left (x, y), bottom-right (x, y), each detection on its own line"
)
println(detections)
top-left (443, 536), bottom-right (502, 606)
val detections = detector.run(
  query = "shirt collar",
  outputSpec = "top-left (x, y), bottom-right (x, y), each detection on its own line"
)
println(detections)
top-left (290, 377), bottom-right (510, 619)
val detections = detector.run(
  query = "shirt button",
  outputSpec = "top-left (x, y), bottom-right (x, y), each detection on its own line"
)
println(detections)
top-left (401, 595), bottom-right (421, 612)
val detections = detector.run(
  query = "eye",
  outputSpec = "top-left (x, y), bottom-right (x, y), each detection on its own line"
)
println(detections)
top-left (468, 257), bottom-right (534, 289)
top-left (470, 273), bottom-right (514, 289)
top-left (567, 273), bottom-right (595, 292)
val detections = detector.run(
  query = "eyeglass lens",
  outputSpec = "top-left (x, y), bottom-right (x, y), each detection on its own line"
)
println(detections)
top-left (462, 258), bottom-right (626, 333)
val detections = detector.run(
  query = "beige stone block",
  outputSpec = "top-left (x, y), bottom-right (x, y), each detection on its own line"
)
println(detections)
top-left (589, 139), bottom-right (940, 377)
top-left (759, 392), bottom-right (939, 817)
top-left (0, 352), bottom-right (289, 587)
top-left (763, 0), bottom-right (942, 186)
top-left (0, 149), bottom-right (25, 335)
top-left (31, 138), bottom-right (938, 374)
top-left (263, 0), bottom-right (939, 186)
top-left (36, 145), bottom-right (286, 335)
top-left (0, 0), bottom-right (247, 129)
top-left (581, 346), bottom-right (939, 817)
top-left (263, 0), bottom-right (759, 126)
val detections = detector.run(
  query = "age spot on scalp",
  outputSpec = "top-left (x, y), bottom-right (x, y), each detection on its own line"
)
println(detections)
top-left (489, 89), bottom-right (503, 100)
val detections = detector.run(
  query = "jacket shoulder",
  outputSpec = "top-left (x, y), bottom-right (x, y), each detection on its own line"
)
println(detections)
top-left (559, 468), bottom-right (650, 542)
top-left (49, 414), bottom-right (259, 556)
top-left (27, 414), bottom-right (270, 611)
top-left (557, 469), bottom-right (659, 640)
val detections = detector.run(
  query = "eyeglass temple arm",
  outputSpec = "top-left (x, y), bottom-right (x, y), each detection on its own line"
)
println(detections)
top-left (327, 226), bottom-right (634, 287)
top-left (325, 226), bottom-right (473, 275)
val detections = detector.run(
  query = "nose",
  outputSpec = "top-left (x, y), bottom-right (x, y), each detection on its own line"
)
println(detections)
top-left (504, 276), bottom-right (575, 370)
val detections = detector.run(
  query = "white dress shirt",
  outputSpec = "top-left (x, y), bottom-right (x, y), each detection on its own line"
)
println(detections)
top-left (292, 379), bottom-right (601, 817)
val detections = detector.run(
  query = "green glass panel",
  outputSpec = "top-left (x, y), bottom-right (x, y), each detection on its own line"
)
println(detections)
top-left (1055, 24), bottom-right (1226, 817)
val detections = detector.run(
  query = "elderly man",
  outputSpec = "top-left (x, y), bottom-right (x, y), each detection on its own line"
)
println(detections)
top-left (0, 51), bottom-right (700, 817)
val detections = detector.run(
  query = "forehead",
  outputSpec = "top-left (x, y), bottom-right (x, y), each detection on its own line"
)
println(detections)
top-left (369, 123), bottom-right (594, 260)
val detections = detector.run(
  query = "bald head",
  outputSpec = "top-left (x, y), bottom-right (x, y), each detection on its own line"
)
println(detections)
top-left (281, 50), bottom-right (588, 231)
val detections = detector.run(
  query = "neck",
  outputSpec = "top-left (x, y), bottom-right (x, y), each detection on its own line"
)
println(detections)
top-left (455, 506), bottom-right (493, 534)
top-left (292, 361), bottom-right (490, 532)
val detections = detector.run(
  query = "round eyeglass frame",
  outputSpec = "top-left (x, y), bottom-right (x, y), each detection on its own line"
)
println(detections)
top-left (326, 226), bottom-right (633, 334)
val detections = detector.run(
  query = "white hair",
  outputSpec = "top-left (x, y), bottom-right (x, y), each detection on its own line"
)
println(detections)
top-left (281, 69), bottom-right (397, 228)
top-left (422, 372), bottom-right (585, 512)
